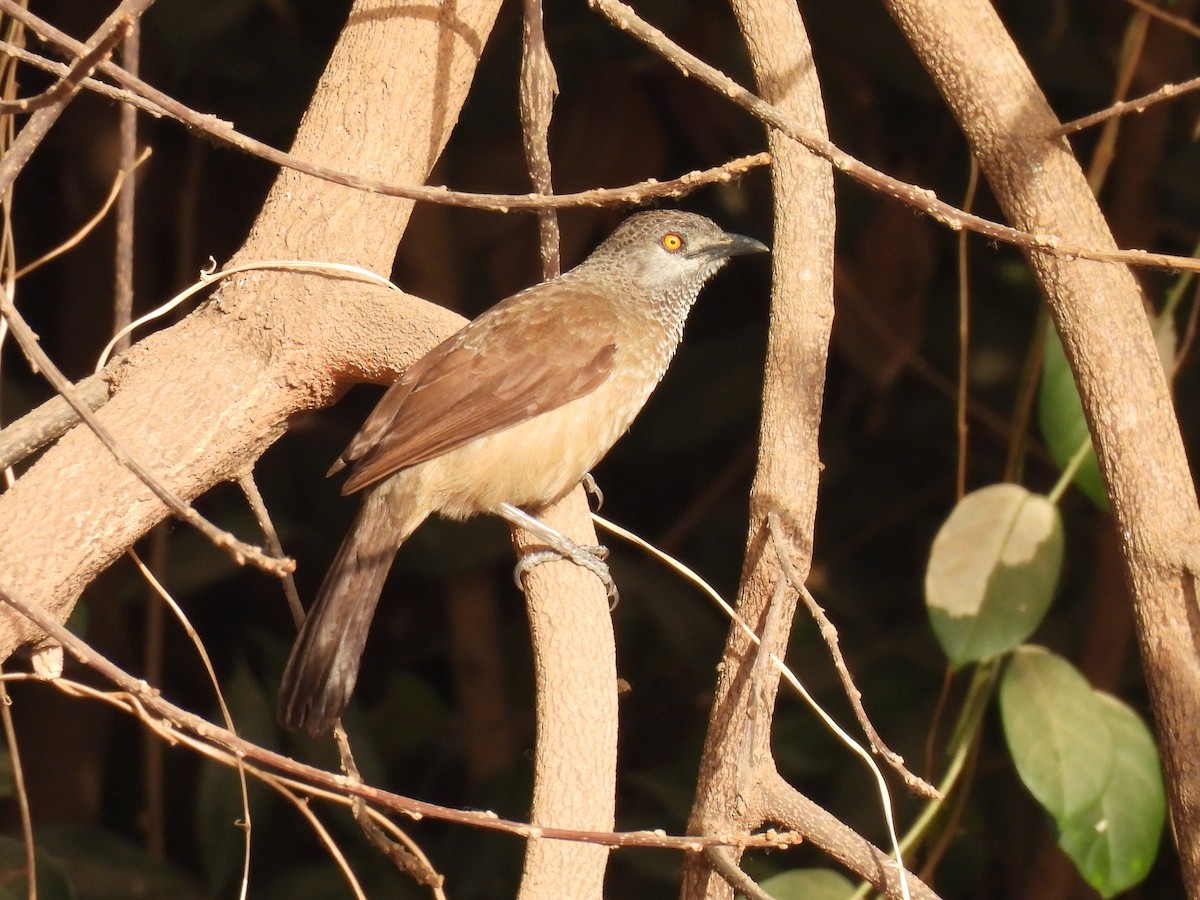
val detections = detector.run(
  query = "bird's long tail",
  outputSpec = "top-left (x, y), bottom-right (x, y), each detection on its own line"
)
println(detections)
top-left (277, 485), bottom-right (424, 735)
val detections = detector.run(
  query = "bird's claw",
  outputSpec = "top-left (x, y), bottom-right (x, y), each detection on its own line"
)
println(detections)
top-left (581, 473), bottom-right (604, 511)
top-left (513, 543), bottom-right (619, 609)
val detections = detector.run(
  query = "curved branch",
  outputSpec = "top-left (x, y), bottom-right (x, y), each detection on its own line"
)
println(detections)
top-left (682, 0), bottom-right (836, 895)
top-left (762, 771), bottom-right (941, 900)
top-left (0, 577), bottom-right (802, 855)
top-left (0, 0), bottom-right (497, 658)
top-left (883, 0), bottom-right (1200, 887)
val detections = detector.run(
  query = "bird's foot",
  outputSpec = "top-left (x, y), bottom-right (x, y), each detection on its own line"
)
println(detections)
top-left (498, 502), bottom-right (619, 608)
top-left (513, 543), bottom-right (618, 608)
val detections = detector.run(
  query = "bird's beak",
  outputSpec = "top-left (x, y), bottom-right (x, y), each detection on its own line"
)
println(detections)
top-left (694, 232), bottom-right (770, 260)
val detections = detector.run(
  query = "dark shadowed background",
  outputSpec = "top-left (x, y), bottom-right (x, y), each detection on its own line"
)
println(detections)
top-left (1, 0), bottom-right (1195, 896)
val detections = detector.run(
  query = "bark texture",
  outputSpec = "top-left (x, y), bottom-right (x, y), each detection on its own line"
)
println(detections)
top-left (885, 0), bottom-right (1200, 889)
top-left (0, 0), bottom-right (497, 651)
top-left (0, 3), bottom-right (625, 895)
top-left (682, 0), bottom-right (835, 895)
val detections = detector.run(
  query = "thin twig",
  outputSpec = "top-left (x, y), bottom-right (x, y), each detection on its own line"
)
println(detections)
top-left (1056, 73), bottom-right (1200, 137)
top-left (705, 846), bottom-right (776, 900)
top-left (593, 513), bottom-right (917, 897)
top-left (238, 474), bottom-right (305, 625)
top-left (15, 146), bottom-right (151, 279)
top-left (1124, 0), bottom-right (1200, 42)
top-left (333, 727), bottom-right (446, 892)
top-left (767, 511), bottom-right (938, 799)
top-left (1175, 278), bottom-right (1200, 378)
top-left (955, 162), bottom-right (978, 500)
top-left (113, 16), bottom-right (139, 353)
top-left (520, 0), bottom-right (560, 278)
top-left (128, 551), bottom-right (254, 899)
top-left (24, 676), bottom-right (374, 900)
top-left (763, 771), bottom-right (938, 900)
top-left (139, 533), bottom-right (167, 859)
top-left (0, 147), bottom-right (147, 466)
top-left (0, 372), bottom-right (110, 470)
top-left (241, 474), bottom-right (444, 894)
top-left (0, 0), bottom-right (766, 211)
top-left (1086, 7), bottom-right (1150, 192)
top-left (0, 2), bottom-right (151, 196)
top-left (0, 14), bottom-right (128, 113)
top-left (0, 577), bottom-right (798, 853)
top-left (5, 1), bottom-right (1200, 277)
top-left (260, 773), bottom-right (371, 900)
top-left (0, 3), bottom-right (22, 489)
top-left (0, 669), bottom-right (35, 900)
top-left (588, 0), bottom-right (1200, 276)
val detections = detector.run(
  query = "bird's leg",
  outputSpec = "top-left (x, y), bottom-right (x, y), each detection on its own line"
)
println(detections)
top-left (580, 472), bottom-right (604, 510)
top-left (498, 502), bottom-right (618, 606)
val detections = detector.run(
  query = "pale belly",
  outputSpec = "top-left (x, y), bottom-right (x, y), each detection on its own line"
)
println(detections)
top-left (399, 368), bottom-right (657, 519)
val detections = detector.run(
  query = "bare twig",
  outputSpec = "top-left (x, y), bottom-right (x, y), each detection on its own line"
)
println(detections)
top-left (0, 2), bottom-right (151, 195)
top-left (29, 675), bottom-right (375, 900)
top-left (0, 128), bottom-right (148, 471)
top-left (1056, 73), bottom-right (1200, 137)
top-left (596, 514), bottom-right (919, 897)
top-left (588, 0), bottom-right (1200, 276)
top-left (768, 511), bottom-right (938, 799)
top-left (520, 0), bottom-right (560, 278)
top-left (704, 846), bottom-right (775, 900)
top-left (0, 372), bottom-right (110, 470)
top-left (0, 288), bottom-right (292, 576)
top-left (113, 16), bottom-right (140, 353)
top-left (139, 533), bottom-right (167, 859)
top-left (128, 551), bottom-right (254, 894)
top-left (247, 469), bottom-right (443, 891)
top-left (261, 773), bottom-right (371, 900)
top-left (0, 4), bottom-right (20, 464)
top-left (0, 0), bottom-right (766, 212)
top-left (238, 474), bottom-right (305, 625)
top-left (15, 146), bottom-right (150, 279)
top-left (955, 162), bottom-right (978, 500)
top-left (1, 0), bottom-right (1198, 281)
top-left (762, 771), bottom-right (941, 900)
top-left (1124, 0), bottom-right (1200, 42)
top-left (0, 14), bottom-right (128, 113)
top-left (0, 579), bottom-right (800, 853)
top-left (333, 727), bottom-right (447, 893)
top-left (0, 670), bottom-right (35, 900)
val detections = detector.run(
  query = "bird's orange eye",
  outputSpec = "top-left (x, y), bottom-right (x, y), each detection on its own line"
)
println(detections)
top-left (661, 232), bottom-right (684, 252)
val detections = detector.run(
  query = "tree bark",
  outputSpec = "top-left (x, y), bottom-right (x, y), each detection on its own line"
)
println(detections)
top-left (513, 497), bottom-right (616, 900)
top-left (0, 0), bottom-right (499, 650)
top-left (884, 0), bottom-right (1200, 889)
top-left (0, 3), bottom-right (628, 895)
top-left (681, 0), bottom-right (835, 896)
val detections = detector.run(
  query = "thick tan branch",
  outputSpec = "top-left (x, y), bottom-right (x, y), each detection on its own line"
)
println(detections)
top-left (682, 0), bottom-right (835, 896)
top-left (0, 0), bottom-right (498, 660)
top-left (884, 0), bottom-right (1200, 889)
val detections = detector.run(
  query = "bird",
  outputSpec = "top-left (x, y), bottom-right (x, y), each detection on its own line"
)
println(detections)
top-left (277, 210), bottom-right (768, 735)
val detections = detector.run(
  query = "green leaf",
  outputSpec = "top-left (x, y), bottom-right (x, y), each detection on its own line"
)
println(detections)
top-left (1000, 646), bottom-right (1113, 822)
top-left (1057, 694), bottom-right (1165, 897)
top-left (754, 868), bottom-right (856, 900)
top-left (1037, 325), bottom-right (1107, 508)
top-left (926, 484), bottom-right (1064, 665)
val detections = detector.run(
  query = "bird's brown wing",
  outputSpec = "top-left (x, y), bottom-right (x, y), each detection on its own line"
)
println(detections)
top-left (336, 285), bottom-right (620, 494)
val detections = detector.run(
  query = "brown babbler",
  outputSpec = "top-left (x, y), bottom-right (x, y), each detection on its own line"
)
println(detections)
top-left (278, 210), bottom-right (768, 735)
